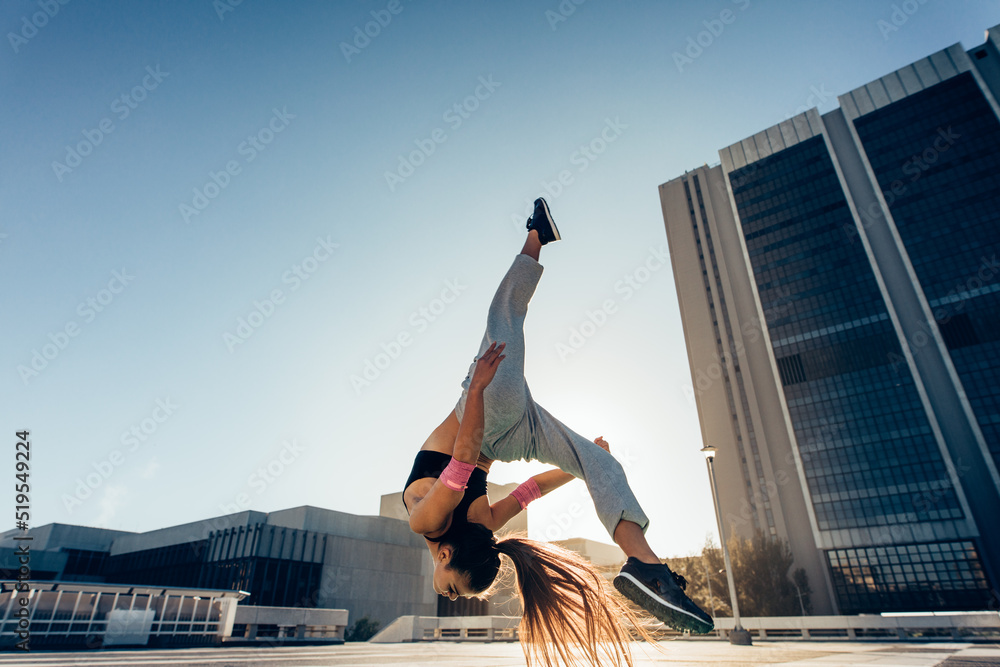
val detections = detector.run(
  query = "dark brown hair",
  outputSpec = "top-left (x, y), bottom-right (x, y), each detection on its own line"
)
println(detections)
top-left (443, 525), bottom-right (664, 667)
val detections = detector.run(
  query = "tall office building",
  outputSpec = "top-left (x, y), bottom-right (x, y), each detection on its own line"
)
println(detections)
top-left (660, 25), bottom-right (1000, 615)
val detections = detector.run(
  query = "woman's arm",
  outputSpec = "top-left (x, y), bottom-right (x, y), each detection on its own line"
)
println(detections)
top-left (407, 342), bottom-right (506, 536)
top-left (452, 386), bottom-right (486, 463)
top-left (406, 386), bottom-right (486, 535)
top-left (482, 436), bottom-right (612, 531)
top-left (451, 341), bottom-right (505, 464)
top-left (483, 468), bottom-right (576, 531)
top-left (535, 467), bottom-right (577, 493)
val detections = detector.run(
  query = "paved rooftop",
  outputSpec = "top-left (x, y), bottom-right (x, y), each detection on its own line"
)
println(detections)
top-left (1, 641), bottom-right (998, 666)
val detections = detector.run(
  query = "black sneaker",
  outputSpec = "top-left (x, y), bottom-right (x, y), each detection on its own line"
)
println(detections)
top-left (526, 197), bottom-right (561, 245)
top-left (613, 558), bottom-right (714, 634)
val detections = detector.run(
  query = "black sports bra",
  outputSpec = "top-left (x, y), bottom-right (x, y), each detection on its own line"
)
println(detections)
top-left (403, 450), bottom-right (488, 542)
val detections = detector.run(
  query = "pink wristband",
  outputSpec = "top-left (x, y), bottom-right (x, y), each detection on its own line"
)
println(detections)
top-left (510, 478), bottom-right (542, 510)
top-left (439, 458), bottom-right (476, 491)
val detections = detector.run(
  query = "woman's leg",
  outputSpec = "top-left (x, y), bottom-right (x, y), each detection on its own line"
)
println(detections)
top-left (520, 402), bottom-right (661, 562)
top-left (520, 228), bottom-right (542, 262)
top-left (455, 231), bottom-right (545, 448)
top-left (614, 521), bottom-right (660, 564)
top-left (520, 405), bottom-right (715, 633)
top-left (466, 230), bottom-right (657, 559)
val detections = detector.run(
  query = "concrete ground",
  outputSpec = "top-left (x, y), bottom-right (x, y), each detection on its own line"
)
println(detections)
top-left (0, 641), bottom-right (997, 666)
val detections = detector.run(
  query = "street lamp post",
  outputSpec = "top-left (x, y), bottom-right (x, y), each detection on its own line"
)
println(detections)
top-left (702, 558), bottom-right (717, 618)
top-left (792, 579), bottom-right (807, 616)
top-left (701, 445), bottom-right (752, 646)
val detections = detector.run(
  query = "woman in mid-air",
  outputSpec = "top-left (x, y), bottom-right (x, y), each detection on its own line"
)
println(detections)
top-left (402, 198), bottom-right (713, 666)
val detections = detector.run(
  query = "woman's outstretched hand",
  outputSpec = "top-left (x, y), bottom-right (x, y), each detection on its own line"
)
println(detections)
top-left (469, 341), bottom-right (506, 392)
top-left (594, 436), bottom-right (610, 453)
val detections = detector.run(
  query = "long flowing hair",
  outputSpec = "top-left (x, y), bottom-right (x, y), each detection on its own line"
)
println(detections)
top-left (443, 523), bottom-right (665, 667)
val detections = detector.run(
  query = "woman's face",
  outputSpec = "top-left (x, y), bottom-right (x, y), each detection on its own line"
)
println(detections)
top-left (433, 549), bottom-right (472, 601)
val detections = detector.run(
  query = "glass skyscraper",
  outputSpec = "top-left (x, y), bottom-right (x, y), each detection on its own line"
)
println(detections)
top-left (660, 26), bottom-right (1000, 615)
top-left (849, 68), bottom-right (1000, 472)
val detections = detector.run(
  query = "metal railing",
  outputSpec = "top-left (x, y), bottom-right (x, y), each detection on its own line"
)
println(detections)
top-left (371, 612), bottom-right (1000, 643)
top-left (712, 612), bottom-right (1000, 641)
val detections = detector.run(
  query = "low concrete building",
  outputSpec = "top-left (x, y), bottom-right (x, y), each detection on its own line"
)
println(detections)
top-left (552, 538), bottom-right (626, 569)
top-left (0, 505), bottom-right (435, 632)
top-left (0, 494), bottom-right (613, 646)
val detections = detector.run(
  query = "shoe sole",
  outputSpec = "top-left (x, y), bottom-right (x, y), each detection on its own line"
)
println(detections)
top-left (534, 198), bottom-right (561, 243)
top-left (614, 572), bottom-right (714, 634)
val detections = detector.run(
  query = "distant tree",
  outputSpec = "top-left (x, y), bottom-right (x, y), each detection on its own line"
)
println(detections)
top-left (664, 535), bottom-right (731, 619)
top-left (663, 531), bottom-right (812, 618)
top-left (345, 615), bottom-right (381, 642)
top-left (727, 530), bottom-right (804, 616)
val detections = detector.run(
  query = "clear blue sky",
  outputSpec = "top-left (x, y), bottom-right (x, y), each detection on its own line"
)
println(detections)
top-left (3, 0), bottom-right (997, 557)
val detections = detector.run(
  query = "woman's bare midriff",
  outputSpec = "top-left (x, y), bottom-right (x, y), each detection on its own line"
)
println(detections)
top-left (419, 408), bottom-right (494, 473)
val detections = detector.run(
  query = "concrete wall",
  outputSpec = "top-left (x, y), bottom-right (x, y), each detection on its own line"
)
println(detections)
top-left (319, 526), bottom-right (435, 628)
top-left (235, 605), bottom-right (348, 627)
top-left (369, 615), bottom-right (520, 643)
top-left (552, 538), bottom-right (624, 568)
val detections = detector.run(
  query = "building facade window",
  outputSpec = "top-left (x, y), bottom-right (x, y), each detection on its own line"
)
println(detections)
top-left (853, 71), bottom-right (1000, 472)
top-left (727, 135), bottom-right (989, 611)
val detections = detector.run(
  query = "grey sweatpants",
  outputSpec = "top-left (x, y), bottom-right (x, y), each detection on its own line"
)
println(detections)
top-left (454, 253), bottom-right (650, 537)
